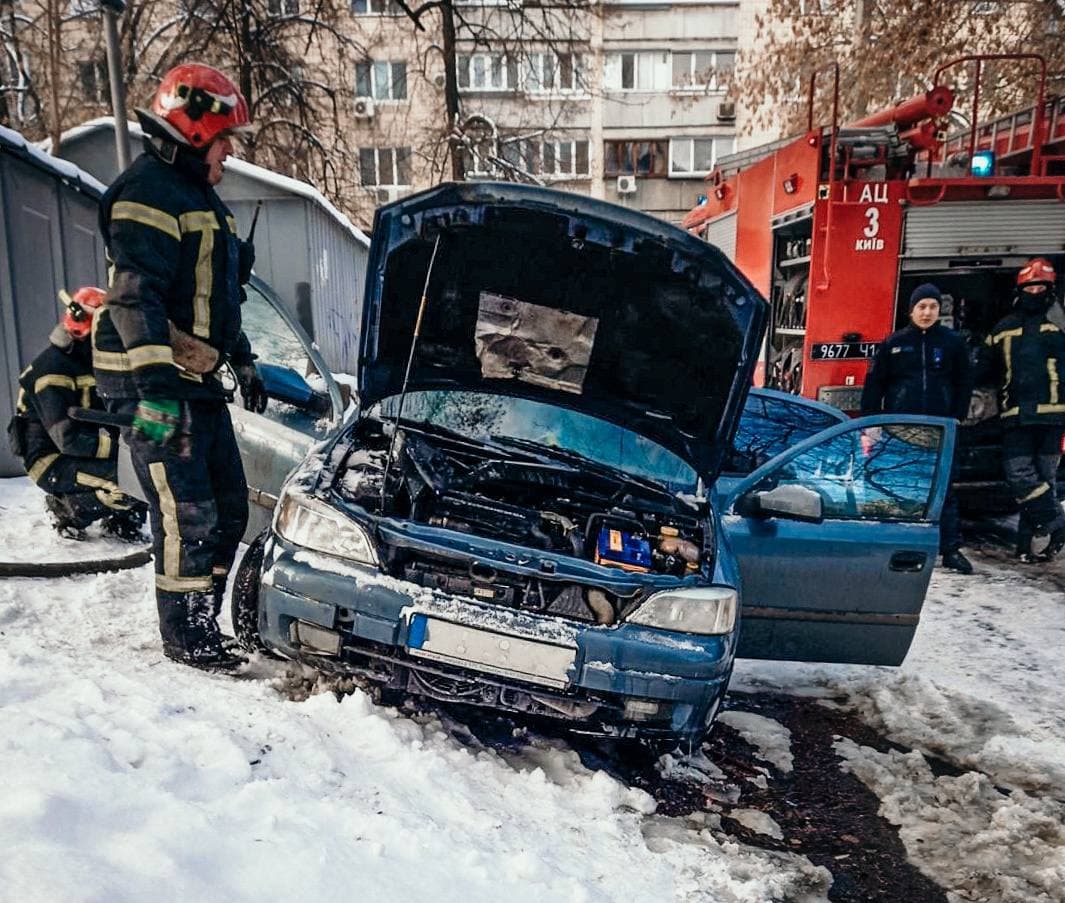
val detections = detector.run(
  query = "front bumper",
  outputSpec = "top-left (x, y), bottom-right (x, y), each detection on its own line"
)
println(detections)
top-left (259, 537), bottom-right (734, 740)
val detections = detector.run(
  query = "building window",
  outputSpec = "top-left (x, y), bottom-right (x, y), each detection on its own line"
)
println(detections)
top-left (458, 53), bottom-right (517, 91)
top-left (524, 52), bottom-right (584, 94)
top-left (78, 60), bottom-right (109, 104)
top-left (604, 51), bottom-right (670, 91)
top-left (603, 140), bottom-right (668, 177)
top-left (267, 0), bottom-right (298, 14)
top-left (669, 137), bottom-right (732, 176)
top-left (351, 0), bottom-right (402, 13)
top-left (501, 137), bottom-right (590, 178)
top-left (672, 50), bottom-right (734, 90)
top-left (355, 61), bottom-right (407, 100)
top-left (359, 147), bottom-right (413, 186)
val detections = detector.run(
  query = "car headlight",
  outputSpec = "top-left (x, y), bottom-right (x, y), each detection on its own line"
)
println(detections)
top-left (274, 489), bottom-right (378, 565)
top-left (627, 586), bottom-right (737, 635)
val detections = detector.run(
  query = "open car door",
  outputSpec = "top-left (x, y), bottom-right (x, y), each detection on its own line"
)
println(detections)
top-left (722, 414), bottom-right (956, 666)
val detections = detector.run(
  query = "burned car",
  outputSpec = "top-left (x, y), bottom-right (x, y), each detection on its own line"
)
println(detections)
top-left (233, 183), bottom-right (956, 746)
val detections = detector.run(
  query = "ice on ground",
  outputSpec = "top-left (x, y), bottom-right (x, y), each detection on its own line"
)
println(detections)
top-left (717, 710), bottom-right (794, 774)
top-left (658, 748), bottom-right (727, 785)
top-left (837, 737), bottom-right (1065, 903)
top-left (727, 809), bottom-right (784, 841)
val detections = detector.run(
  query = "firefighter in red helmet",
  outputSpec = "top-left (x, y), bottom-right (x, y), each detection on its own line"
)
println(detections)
top-left (93, 63), bottom-right (265, 670)
top-left (978, 257), bottom-right (1065, 562)
top-left (6, 287), bottom-right (147, 540)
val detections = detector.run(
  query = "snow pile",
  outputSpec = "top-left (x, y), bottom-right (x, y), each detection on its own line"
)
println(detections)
top-left (726, 809), bottom-right (784, 841)
top-left (734, 565), bottom-right (1065, 794)
top-left (0, 478), bottom-right (831, 903)
top-left (733, 562), bottom-right (1065, 898)
top-left (717, 711), bottom-right (794, 774)
top-left (0, 478), bottom-right (137, 563)
top-left (836, 739), bottom-right (1065, 902)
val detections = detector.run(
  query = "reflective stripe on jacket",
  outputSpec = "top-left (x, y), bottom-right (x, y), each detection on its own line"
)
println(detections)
top-left (13, 338), bottom-right (116, 474)
top-left (978, 311), bottom-right (1065, 427)
top-left (93, 146), bottom-right (252, 401)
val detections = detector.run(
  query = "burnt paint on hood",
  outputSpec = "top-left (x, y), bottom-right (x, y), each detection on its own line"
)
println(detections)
top-left (359, 182), bottom-right (767, 480)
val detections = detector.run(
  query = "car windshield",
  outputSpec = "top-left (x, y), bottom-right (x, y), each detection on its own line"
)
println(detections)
top-left (374, 390), bottom-right (699, 493)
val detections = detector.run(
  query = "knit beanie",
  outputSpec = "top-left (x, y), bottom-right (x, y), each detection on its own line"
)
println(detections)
top-left (909, 283), bottom-right (942, 311)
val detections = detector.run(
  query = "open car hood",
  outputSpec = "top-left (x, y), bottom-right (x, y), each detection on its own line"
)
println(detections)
top-left (359, 183), bottom-right (767, 481)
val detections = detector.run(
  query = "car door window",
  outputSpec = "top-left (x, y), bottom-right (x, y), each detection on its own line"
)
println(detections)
top-left (240, 284), bottom-right (332, 438)
top-left (725, 391), bottom-right (845, 475)
top-left (745, 422), bottom-right (945, 521)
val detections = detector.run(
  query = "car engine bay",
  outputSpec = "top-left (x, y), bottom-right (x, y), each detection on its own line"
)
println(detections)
top-left (332, 419), bottom-right (710, 626)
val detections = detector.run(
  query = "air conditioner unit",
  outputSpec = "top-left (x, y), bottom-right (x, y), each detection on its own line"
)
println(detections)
top-left (354, 97), bottom-right (375, 119)
top-left (616, 175), bottom-right (637, 195)
top-left (376, 186), bottom-right (405, 205)
top-left (717, 101), bottom-right (736, 122)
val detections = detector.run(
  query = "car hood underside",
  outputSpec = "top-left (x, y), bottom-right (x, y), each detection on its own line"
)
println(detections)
top-left (359, 182), bottom-right (767, 479)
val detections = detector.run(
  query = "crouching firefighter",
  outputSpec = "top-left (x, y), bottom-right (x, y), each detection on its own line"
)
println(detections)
top-left (978, 257), bottom-right (1065, 562)
top-left (93, 63), bottom-right (266, 670)
top-left (6, 288), bottom-right (147, 540)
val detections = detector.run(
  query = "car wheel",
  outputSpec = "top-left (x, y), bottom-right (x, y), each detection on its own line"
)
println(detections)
top-left (232, 530), bottom-right (274, 655)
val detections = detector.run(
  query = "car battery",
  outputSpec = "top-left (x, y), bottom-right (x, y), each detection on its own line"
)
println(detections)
top-left (594, 526), bottom-right (652, 572)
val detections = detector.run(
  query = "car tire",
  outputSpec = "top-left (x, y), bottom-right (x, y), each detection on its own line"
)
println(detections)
top-left (232, 530), bottom-right (274, 656)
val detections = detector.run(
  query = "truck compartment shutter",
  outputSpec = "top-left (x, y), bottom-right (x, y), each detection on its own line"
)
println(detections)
top-left (704, 211), bottom-right (738, 261)
top-left (902, 201), bottom-right (1065, 258)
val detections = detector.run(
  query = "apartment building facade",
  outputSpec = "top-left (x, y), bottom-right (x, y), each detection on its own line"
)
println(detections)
top-left (6, 0), bottom-right (749, 229)
top-left (342, 0), bottom-right (742, 226)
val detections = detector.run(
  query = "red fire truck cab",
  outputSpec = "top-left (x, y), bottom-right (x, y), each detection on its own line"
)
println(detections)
top-left (684, 55), bottom-right (1065, 511)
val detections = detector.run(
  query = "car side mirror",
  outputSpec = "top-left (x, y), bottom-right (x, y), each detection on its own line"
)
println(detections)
top-left (259, 363), bottom-right (332, 417)
top-left (736, 484), bottom-right (824, 524)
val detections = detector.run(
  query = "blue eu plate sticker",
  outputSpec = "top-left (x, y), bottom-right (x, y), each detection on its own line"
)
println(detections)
top-left (408, 613), bottom-right (428, 649)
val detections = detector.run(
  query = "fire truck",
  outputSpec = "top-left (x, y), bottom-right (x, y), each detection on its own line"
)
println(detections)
top-left (683, 54), bottom-right (1065, 510)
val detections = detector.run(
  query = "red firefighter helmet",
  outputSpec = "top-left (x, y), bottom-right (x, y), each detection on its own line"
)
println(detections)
top-left (1017, 257), bottom-right (1056, 290)
top-left (146, 64), bottom-right (251, 149)
top-left (60, 286), bottom-right (106, 341)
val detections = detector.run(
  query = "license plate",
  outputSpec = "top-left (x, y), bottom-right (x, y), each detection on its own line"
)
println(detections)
top-left (407, 614), bottom-right (576, 689)
top-left (810, 341), bottom-right (880, 361)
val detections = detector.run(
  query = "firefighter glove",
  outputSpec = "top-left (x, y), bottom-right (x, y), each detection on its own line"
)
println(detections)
top-left (132, 398), bottom-right (184, 447)
top-left (235, 362), bottom-right (267, 413)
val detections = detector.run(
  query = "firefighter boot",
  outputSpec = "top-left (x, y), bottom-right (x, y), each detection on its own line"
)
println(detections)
top-left (211, 573), bottom-right (227, 619)
top-left (45, 494), bottom-right (91, 540)
top-left (942, 549), bottom-right (973, 575)
top-left (1016, 515), bottom-right (1039, 564)
top-left (210, 573), bottom-right (244, 657)
top-left (158, 590), bottom-right (245, 672)
top-left (1044, 514), bottom-right (1065, 561)
top-left (103, 500), bottom-right (149, 543)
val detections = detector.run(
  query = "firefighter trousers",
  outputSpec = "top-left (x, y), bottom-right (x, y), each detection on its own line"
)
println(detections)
top-left (1002, 425), bottom-right (1065, 532)
top-left (119, 399), bottom-right (249, 599)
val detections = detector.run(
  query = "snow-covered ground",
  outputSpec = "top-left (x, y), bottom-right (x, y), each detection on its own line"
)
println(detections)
top-left (2, 475), bottom-right (1063, 902)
